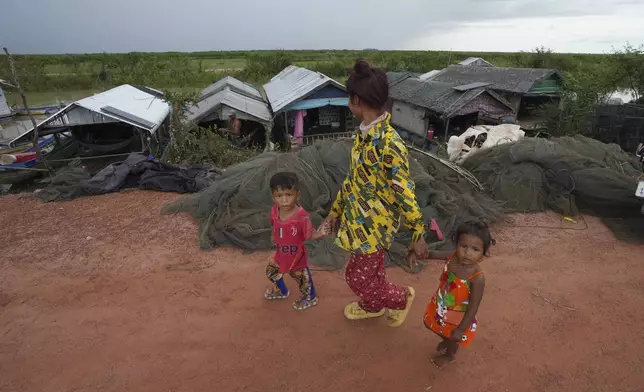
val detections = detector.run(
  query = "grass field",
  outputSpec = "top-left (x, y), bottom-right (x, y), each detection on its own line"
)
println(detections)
top-left (0, 49), bottom-right (633, 112)
top-left (199, 58), bottom-right (246, 71)
top-left (0, 49), bottom-right (611, 88)
top-left (4, 87), bottom-right (202, 107)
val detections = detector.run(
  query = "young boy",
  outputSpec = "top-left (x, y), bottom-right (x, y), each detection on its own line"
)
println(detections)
top-left (265, 172), bottom-right (324, 311)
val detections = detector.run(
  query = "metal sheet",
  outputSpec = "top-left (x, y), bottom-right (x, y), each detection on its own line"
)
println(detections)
top-left (101, 106), bottom-right (157, 129)
top-left (9, 85), bottom-right (171, 147)
top-left (62, 105), bottom-right (119, 126)
top-left (452, 82), bottom-right (492, 91)
top-left (418, 70), bottom-right (441, 81)
top-left (263, 66), bottom-right (346, 115)
top-left (186, 87), bottom-right (272, 125)
top-left (0, 86), bottom-right (11, 118)
top-left (201, 76), bottom-right (264, 101)
top-left (458, 57), bottom-right (495, 67)
top-left (431, 65), bottom-right (560, 94)
top-left (73, 85), bottom-right (170, 131)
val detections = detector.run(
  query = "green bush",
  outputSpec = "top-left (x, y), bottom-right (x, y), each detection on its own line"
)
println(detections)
top-left (241, 51), bottom-right (293, 82)
top-left (160, 89), bottom-right (257, 168)
top-left (165, 125), bottom-right (257, 168)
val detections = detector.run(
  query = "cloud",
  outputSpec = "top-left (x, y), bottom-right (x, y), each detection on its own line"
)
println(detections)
top-left (405, 3), bottom-right (644, 53)
top-left (0, 0), bottom-right (642, 54)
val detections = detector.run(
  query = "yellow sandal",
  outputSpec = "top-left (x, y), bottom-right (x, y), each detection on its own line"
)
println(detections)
top-left (343, 302), bottom-right (386, 320)
top-left (387, 287), bottom-right (416, 327)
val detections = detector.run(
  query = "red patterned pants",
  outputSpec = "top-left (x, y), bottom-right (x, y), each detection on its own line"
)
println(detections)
top-left (344, 250), bottom-right (407, 312)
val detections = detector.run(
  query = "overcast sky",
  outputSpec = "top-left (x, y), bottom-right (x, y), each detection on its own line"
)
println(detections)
top-left (2, 0), bottom-right (643, 54)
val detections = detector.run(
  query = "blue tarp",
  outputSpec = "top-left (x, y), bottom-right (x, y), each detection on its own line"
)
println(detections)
top-left (286, 98), bottom-right (348, 111)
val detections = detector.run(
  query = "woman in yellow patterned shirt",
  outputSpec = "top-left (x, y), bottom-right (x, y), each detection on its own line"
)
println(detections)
top-left (321, 60), bottom-right (429, 327)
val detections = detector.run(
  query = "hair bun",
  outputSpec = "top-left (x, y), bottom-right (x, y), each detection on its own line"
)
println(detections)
top-left (353, 59), bottom-right (372, 77)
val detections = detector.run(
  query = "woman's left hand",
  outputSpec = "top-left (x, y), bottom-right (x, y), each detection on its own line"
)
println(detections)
top-left (410, 239), bottom-right (429, 259)
top-left (310, 227), bottom-right (326, 240)
top-left (450, 328), bottom-right (465, 342)
top-left (319, 215), bottom-right (338, 236)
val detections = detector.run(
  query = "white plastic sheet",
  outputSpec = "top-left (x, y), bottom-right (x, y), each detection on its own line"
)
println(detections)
top-left (447, 124), bottom-right (525, 163)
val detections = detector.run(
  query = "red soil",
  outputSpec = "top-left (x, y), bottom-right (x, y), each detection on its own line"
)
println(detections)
top-left (1, 191), bottom-right (643, 392)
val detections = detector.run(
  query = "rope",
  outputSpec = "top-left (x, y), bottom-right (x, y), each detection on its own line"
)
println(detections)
top-left (503, 214), bottom-right (589, 231)
top-left (407, 145), bottom-right (484, 191)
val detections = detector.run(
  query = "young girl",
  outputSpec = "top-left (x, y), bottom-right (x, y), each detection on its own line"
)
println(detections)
top-left (422, 221), bottom-right (493, 368)
top-left (321, 60), bottom-right (429, 326)
top-left (265, 172), bottom-right (324, 311)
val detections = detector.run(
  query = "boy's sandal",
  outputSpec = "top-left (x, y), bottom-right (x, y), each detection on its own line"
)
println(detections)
top-left (293, 297), bottom-right (318, 311)
top-left (264, 287), bottom-right (289, 300)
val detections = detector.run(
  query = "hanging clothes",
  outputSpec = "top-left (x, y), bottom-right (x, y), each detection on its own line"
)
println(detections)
top-left (294, 110), bottom-right (306, 146)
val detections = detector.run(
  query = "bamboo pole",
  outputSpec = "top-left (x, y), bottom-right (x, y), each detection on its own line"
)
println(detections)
top-left (2, 47), bottom-right (54, 174)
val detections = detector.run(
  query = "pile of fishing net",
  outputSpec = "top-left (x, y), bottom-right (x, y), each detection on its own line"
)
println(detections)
top-left (462, 135), bottom-right (644, 242)
top-left (163, 139), bottom-right (504, 272)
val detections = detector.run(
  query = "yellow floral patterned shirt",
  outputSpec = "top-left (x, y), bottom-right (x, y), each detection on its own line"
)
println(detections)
top-left (330, 113), bottom-right (425, 254)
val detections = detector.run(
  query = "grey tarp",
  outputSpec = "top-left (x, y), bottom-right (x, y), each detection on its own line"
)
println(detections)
top-left (36, 153), bottom-right (215, 202)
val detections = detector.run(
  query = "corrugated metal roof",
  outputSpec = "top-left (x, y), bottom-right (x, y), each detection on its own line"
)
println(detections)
top-left (390, 77), bottom-right (514, 118)
top-left (431, 65), bottom-right (561, 94)
top-left (201, 76), bottom-right (264, 101)
top-left (458, 57), bottom-right (495, 67)
top-left (263, 66), bottom-right (346, 114)
top-left (9, 85), bottom-right (171, 146)
top-left (186, 87), bottom-right (272, 125)
top-left (387, 71), bottom-right (421, 86)
top-left (418, 70), bottom-right (441, 80)
top-left (73, 84), bottom-right (170, 130)
top-left (390, 78), bottom-right (476, 115)
top-left (453, 82), bottom-right (492, 91)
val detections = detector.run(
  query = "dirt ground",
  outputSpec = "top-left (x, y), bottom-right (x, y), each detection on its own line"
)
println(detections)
top-left (1, 191), bottom-right (644, 392)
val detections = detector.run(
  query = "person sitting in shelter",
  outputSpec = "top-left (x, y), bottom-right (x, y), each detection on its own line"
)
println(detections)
top-left (424, 124), bottom-right (435, 150)
top-left (219, 112), bottom-right (251, 148)
top-left (227, 112), bottom-right (241, 137)
top-left (320, 59), bottom-right (429, 326)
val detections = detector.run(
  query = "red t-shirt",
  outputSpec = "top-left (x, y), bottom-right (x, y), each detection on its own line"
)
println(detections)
top-left (271, 205), bottom-right (314, 273)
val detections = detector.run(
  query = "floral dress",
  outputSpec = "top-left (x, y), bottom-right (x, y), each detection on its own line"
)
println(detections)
top-left (423, 260), bottom-right (482, 347)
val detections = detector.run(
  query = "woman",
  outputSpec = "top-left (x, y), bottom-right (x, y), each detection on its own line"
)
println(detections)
top-left (322, 60), bottom-right (429, 327)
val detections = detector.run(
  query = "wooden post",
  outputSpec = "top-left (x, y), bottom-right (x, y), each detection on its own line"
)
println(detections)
top-left (3, 47), bottom-right (54, 174)
top-left (264, 124), bottom-right (272, 152)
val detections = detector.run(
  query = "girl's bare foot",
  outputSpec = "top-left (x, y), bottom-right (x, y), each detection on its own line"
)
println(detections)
top-left (436, 340), bottom-right (449, 353)
top-left (431, 353), bottom-right (456, 369)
